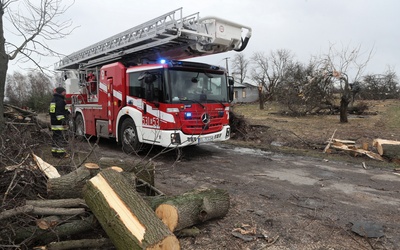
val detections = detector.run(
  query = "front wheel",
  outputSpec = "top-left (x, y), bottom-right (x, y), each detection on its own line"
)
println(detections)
top-left (74, 114), bottom-right (85, 141)
top-left (120, 118), bottom-right (142, 154)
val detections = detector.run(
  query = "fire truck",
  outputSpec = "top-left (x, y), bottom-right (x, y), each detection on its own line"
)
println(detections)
top-left (55, 8), bottom-right (252, 152)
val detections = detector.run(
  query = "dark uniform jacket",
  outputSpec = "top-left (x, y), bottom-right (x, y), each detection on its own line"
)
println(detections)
top-left (49, 93), bottom-right (68, 128)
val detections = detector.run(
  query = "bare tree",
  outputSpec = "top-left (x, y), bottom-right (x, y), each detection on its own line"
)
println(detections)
top-left (231, 53), bottom-right (249, 84)
top-left (319, 43), bottom-right (373, 122)
top-left (5, 71), bottom-right (30, 107)
top-left (361, 67), bottom-right (399, 100)
top-left (251, 49), bottom-right (294, 109)
top-left (0, 0), bottom-right (73, 130)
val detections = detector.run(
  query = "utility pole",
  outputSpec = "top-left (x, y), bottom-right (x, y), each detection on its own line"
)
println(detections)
top-left (223, 57), bottom-right (230, 75)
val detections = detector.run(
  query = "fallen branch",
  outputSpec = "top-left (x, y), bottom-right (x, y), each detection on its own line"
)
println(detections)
top-left (323, 129), bottom-right (337, 153)
top-left (34, 238), bottom-right (113, 250)
top-left (26, 199), bottom-right (87, 208)
top-left (330, 144), bottom-right (384, 161)
top-left (12, 215), bottom-right (96, 244)
top-left (0, 205), bottom-right (85, 220)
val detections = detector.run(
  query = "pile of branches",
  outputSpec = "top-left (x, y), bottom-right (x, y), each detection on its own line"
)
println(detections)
top-left (229, 111), bottom-right (251, 140)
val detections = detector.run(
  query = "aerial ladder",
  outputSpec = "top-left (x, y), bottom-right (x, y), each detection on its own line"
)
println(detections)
top-left (55, 7), bottom-right (252, 71)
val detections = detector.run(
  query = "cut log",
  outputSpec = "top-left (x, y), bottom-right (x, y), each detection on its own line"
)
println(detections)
top-left (47, 164), bottom-right (136, 199)
top-left (373, 139), bottom-right (400, 159)
top-left (151, 188), bottom-right (230, 232)
top-left (32, 154), bottom-right (61, 179)
top-left (98, 157), bottom-right (154, 186)
top-left (47, 165), bottom-right (101, 199)
top-left (35, 238), bottom-right (114, 250)
top-left (83, 169), bottom-right (179, 250)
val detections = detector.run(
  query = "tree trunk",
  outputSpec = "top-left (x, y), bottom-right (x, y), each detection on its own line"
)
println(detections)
top-left (83, 169), bottom-right (179, 250)
top-left (0, 5), bottom-right (10, 131)
top-left (339, 95), bottom-right (350, 123)
top-left (147, 188), bottom-right (230, 232)
top-left (258, 86), bottom-right (264, 110)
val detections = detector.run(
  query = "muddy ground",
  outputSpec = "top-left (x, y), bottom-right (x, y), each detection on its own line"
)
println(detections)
top-left (89, 139), bottom-right (399, 250)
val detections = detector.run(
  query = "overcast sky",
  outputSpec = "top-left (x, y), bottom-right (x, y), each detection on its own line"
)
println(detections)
top-left (5, 0), bottom-right (400, 78)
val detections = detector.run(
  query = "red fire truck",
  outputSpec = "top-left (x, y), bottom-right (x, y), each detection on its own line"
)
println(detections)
top-left (55, 8), bottom-right (251, 152)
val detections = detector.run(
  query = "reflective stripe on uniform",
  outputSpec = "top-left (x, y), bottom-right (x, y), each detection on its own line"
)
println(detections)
top-left (56, 115), bottom-right (65, 120)
top-left (51, 125), bottom-right (67, 131)
top-left (51, 148), bottom-right (66, 153)
top-left (49, 103), bottom-right (56, 113)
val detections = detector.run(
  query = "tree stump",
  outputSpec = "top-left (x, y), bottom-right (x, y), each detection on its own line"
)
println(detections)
top-left (83, 169), bottom-right (179, 250)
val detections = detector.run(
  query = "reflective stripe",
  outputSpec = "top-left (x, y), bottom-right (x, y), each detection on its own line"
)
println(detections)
top-left (51, 148), bottom-right (66, 153)
top-left (49, 103), bottom-right (56, 113)
top-left (51, 125), bottom-right (67, 131)
top-left (56, 115), bottom-right (65, 120)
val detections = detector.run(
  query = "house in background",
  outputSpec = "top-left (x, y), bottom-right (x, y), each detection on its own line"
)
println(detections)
top-left (232, 82), bottom-right (258, 103)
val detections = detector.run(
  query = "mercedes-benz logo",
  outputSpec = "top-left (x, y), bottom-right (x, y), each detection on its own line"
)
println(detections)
top-left (201, 113), bottom-right (210, 124)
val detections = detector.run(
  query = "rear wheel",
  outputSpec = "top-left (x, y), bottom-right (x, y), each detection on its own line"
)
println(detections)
top-left (120, 118), bottom-right (142, 154)
top-left (74, 114), bottom-right (85, 141)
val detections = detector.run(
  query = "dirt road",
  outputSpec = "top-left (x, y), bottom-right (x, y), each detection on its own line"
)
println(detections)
top-left (112, 142), bottom-right (400, 249)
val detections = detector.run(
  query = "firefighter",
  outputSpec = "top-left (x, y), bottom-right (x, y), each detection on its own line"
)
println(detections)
top-left (86, 72), bottom-right (97, 95)
top-left (49, 87), bottom-right (69, 158)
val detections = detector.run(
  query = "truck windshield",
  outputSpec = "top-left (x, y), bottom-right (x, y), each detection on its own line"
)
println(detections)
top-left (167, 69), bottom-right (228, 103)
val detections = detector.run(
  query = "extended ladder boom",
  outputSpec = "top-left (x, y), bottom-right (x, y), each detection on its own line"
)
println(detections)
top-left (55, 7), bottom-right (251, 70)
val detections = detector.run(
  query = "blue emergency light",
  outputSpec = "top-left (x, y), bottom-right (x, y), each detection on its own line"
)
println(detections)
top-left (184, 112), bottom-right (192, 119)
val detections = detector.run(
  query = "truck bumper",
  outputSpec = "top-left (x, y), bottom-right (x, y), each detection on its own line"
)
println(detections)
top-left (152, 125), bottom-right (231, 148)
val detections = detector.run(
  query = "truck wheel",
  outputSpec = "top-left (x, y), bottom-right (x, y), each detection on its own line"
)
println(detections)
top-left (121, 118), bottom-right (142, 153)
top-left (75, 114), bottom-right (85, 141)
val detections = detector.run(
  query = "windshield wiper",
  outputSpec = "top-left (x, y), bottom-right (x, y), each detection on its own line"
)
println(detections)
top-left (207, 99), bottom-right (226, 108)
top-left (180, 98), bottom-right (205, 109)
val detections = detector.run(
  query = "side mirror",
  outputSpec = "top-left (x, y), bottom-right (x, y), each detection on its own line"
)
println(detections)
top-left (228, 76), bottom-right (234, 102)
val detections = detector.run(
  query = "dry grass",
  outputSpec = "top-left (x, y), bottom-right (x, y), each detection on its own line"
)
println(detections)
top-left (229, 99), bottom-right (400, 166)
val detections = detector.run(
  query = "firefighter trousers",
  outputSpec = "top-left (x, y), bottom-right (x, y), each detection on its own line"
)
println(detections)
top-left (51, 129), bottom-right (67, 158)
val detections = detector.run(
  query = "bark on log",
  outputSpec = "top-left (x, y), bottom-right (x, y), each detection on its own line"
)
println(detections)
top-left (373, 139), bottom-right (400, 159)
top-left (83, 169), bottom-right (179, 250)
top-left (0, 205), bottom-right (85, 220)
top-left (47, 165), bottom-right (136, 199)
top-left (47, 165), bottom-right (100, 199)
top-left (150, 188), bottom-right (230, 232)
top-left (10, 215), bottom-right (96, 244)
top-left (98, 157), bottom-right (154, 186)
top-left (36, 238), bottom-right (114, 250)
top-left (26, 198), bottom-right (87, 208)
